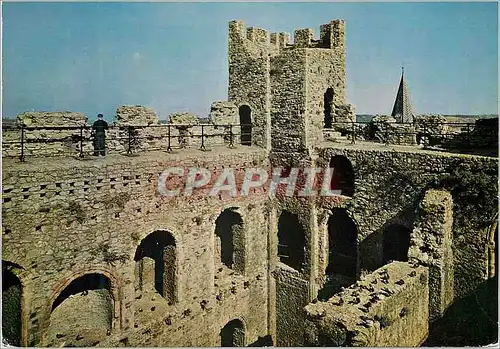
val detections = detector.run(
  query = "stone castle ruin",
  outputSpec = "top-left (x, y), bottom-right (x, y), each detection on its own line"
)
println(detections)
top-left (2, 19), bottom-right (498, 347)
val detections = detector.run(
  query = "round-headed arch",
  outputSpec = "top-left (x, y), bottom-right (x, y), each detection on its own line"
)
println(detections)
top-left (238, 104), bottom-right (252, 146)
top-left (43, 268), bottom-right (120, 346)
top-left (214, 207), bottom-right (245, 273)
top-left (220, 317), bottom-right (246, 347)
top-left (277, 210), bottom-right (307, 272)
top-left (134, 229), bottom-right (178, 304)
top-left (2, 261), bottom-right (24, 347)
top-left (329, 155), bottom-right (355, 197)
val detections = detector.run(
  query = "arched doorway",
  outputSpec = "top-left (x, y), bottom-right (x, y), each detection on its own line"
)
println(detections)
top-left (2, 264), bottom-right (22, 346)
top-left (329, 155), bottom-right (355, 197)
top-left (215, 208), bottom-right (245, 273)
top-left (277, 211), bottom-right (306, 271)
top-left (318, 209), bottom-right (358, 300)
top-left (48, 273), bottom-right (113, 346)
top-left (220, 319), bottom-right (245, 347)
top-left (326, 208), bottom-right (358, 277)
top-left (324, 87), bottom-right (334, 128)
top-left (383, 224), bottom-right (411, 263)
top-left (239, 105), bottom-right (252, 146)
top-left (134, 230), bottom-right (177, 303)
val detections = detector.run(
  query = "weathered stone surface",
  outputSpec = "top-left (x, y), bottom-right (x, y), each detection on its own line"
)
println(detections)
top-left (17, 111), bottom-right (88, 127)
top-left (116, 106), bottom-right (159, 126)
top-left (168, 112), bottom-right (199, 125)
top-left (409, 189), bottom-right (454, 322)
top-left (304, 262), bottom-right (429, 347)
top-left (209, 101), bottom-right (238, 125)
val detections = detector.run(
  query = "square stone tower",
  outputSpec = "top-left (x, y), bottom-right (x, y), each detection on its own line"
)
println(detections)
top-left (228, 19), bottom-right (355, 158)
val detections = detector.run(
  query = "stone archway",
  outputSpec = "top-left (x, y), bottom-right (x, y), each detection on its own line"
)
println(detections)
top-left (134, 230), bottom-right (177, 304)
top-left (2, 263), bottom-right (22, 346)
top-left (47, 273), bottom-right (113, 347)
top-left (326, 208), bottom-right (358, 278)
top-left (220, 318), bottom-right (245, 347)
top-left (318, 209), bottom-right (358, 300)
top-left (214, 208), bottom-right (245, 274)
top-left (329, 155), bottom-right (354, 197)
top-left (239, 105), bottom-right (252, 146)
top-left (277, 210), bottom-right (306, 272)
top-left (324, 87), bottom-right (334, 128)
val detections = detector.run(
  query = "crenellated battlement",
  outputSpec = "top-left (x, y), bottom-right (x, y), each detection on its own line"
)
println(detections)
top-left (229, 19), bottom-right (345, 52)
top-left (292, 20), bottom-right (345, 49)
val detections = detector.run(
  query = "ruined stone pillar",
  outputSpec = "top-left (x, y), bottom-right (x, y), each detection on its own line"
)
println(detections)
top-left (163, 245), bottom-right (176, 304)
top-left (139, 257), bottom-right (156, 292)
top-left (409, 189), bottom-right (454, 322)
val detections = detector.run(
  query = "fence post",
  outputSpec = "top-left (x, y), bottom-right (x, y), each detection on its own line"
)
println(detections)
top-left (351, 121), bottom-right (356, 144)
top-left (200, 124), bottom-right (206, 151)
top-left (228, 125), bottom-right (234, 148)
top-left (19, 124), bottom-right (25, 162)
top-left (79, 126), bottom-right (84, 158)
top-left (167, 124), bottom-right (172, 152)
top-left (466, 123), bottom-right (471, 147)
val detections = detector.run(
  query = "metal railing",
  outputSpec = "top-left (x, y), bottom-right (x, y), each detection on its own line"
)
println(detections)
top-left (2, 119), bottom-right (497, 161)
top-left (2, 123), bottom-right (254, 162)
top-left (324, 120), bottom-right (498, 152)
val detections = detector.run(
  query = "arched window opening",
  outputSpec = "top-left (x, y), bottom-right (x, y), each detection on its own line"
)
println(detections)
top-left (215, 208), bottom-right (245, 273)
top-left (383, 224), bottom-right (411, 264)
top-left (239, 105), bottom-right (252, 146)
top-left (48, 273), bottom-right (113, 347)
top-left (277, 211), bottom-right (306, 271)
top-left (2, 265), bottom-right (22, 346)
top-left (135, 231), bottom-right (176, 303)
top-left (326, 209), bottom-right (358, 278)
top-left (329, 155), bottom-right (355, 197)
top-left (324, 88), bottom-right (334, 128)
top-left (220, 319), bottom-right (245, 347)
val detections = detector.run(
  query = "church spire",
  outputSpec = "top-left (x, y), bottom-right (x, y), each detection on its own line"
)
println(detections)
top-left (391, 67), bottom-right (414, 123)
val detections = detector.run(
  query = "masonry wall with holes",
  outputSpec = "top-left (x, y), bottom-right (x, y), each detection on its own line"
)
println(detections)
top-left (2, 148), bottom-right (272, 347)
top-left (316, 147), bottom-right (497, 301)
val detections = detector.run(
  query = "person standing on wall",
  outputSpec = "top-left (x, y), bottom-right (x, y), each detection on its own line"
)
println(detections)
top-left (92, 113), bottom-right (109, 156)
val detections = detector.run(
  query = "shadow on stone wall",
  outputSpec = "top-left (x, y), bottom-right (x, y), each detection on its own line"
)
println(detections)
top-left (424, 276), bottom-right (498, 346)
top-left (248, 334), bottom-right (273, 346)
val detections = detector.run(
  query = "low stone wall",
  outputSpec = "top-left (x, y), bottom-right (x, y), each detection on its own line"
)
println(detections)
top-left (2, 107), bottom-right (248, 159)
top-left (304, 262), bottom-right (429, 347)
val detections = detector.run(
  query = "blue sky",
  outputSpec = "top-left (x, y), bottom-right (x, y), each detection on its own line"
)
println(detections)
top-left (2, 2), bottom-right (498, 120)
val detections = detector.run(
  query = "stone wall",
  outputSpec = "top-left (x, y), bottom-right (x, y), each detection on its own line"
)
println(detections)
top-left (228, 21), bottom-right (277, 149)
top-left (270, 48), bottom-right (308, 154)
top-left (2, 149), bottom-right (271, 347)
top-left (2, 107), bottom-right (250, 159)
top-left (2, 142), bottom-right (497, 346)
top-left (209, 101), bottom-right (238, 125)
top-left (409, 189), bottom-right (454, 321)
top-left (116, 106), bottom-right (159, 126)
top-left (317, 146), bottom-right (497, 300)
top-left (304, 262), bottom-right (429, 347)
top-left (2, 112), bottom-right (90, 158)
